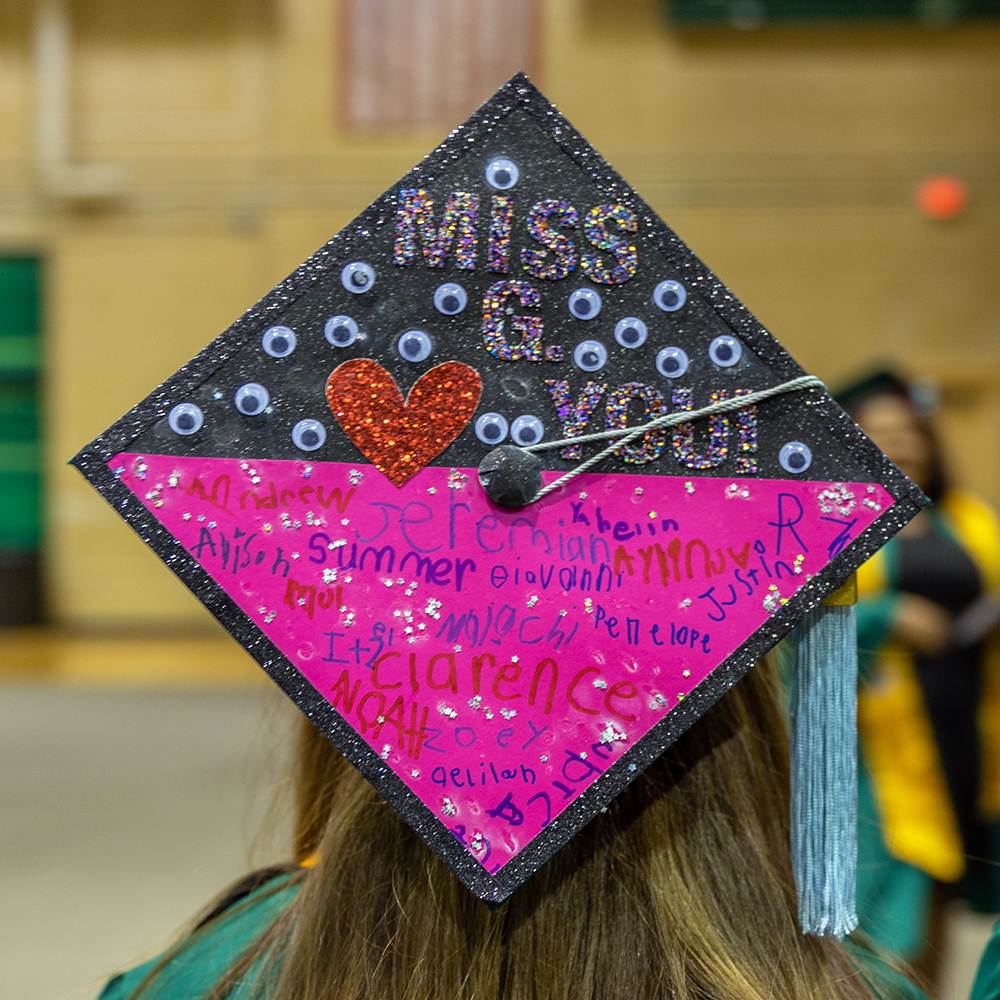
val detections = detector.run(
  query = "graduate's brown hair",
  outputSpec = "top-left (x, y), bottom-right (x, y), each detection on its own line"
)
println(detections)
top-left (177, 653), bottom-right (884, 1000)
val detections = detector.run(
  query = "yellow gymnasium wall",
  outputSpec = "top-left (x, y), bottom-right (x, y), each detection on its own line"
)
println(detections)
top-left (0, 0), bottom-right (996, 628)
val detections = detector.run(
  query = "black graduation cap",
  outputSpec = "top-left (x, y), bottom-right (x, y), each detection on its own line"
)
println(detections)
top-left (71, 74), bottom-right (925, 909)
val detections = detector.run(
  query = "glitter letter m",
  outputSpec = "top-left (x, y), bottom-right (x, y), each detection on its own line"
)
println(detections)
top-left (394, 190), bottom-right (479, 269)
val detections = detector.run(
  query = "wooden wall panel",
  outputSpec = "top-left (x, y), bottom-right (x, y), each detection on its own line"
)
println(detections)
top-left (0, 0), bottom-right (994, 626)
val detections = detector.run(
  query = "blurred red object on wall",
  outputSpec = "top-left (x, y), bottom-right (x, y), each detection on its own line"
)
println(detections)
top-left (916, 175), bottom-right (968, 220)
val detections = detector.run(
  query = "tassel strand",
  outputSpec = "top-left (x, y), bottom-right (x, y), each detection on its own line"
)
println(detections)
top-left (790, 604), bottom-right (859, 939)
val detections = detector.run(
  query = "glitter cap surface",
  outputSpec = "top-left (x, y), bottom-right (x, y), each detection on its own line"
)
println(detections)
top-left (72, 74), bottom-right (924, 905)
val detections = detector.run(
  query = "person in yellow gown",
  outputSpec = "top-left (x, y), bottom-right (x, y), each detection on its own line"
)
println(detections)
top-left (839, 371), bottom-right (1000, 969)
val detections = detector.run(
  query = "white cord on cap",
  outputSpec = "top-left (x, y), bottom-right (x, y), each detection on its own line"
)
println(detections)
top-left (521, 374), bottom-right (826, 504)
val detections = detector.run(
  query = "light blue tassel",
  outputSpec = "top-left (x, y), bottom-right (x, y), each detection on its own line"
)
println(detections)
top-left (790, 604), bottom-right (859, 939)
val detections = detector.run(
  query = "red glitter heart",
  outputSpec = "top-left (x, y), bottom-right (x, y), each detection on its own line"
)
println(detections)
top-left (326, 359), bottom-right (482, 487)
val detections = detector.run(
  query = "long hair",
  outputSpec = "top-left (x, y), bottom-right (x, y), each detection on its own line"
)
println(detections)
top-left (188, 654), bottom-right (880, 1000)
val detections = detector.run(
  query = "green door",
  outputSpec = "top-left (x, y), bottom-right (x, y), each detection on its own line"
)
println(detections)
top-left (0, 258), bottom-right (42, 625)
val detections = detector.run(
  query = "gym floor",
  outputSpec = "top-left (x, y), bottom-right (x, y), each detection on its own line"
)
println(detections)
top-left (1, 631), bottom-right (294, 1000)
top-left (1, 631), bottom-right (995, 1000)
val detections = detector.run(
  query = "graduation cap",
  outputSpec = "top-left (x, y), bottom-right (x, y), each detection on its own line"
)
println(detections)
top-left (72, 74), bottom-right (925, 934)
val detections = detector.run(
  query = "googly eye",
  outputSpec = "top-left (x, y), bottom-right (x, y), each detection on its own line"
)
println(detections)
top-left (167, 402), bottom-right (203, 436)
top-left (324, 315), bottom-right (359, 348)
top-left (233, 383), bottom-right (270, 416)
top-left (653, 280), bottom-right (687, 312)
top-left (779, 441), bottom-right (812, 474)
top-left (510, 414), bottom-right (544, 447)
top-left (709, 335), bottom-right (742, 368)
top-left (433, 283), bottom-right (468, 316)
top-left (291, 419), bottom-right (327, 452)
top-left (568, 288), bottom-right (602, 320)
top-left (262, 325), bottom-right (296, 358)
top-left (397, 329), bottom-right (432, 363)
top-left (475, 412), bottom-right (509, 445)
top-left (656, 346), bottom-right (689, 379)
top-left (341, 261), bottom-right (375, 294)
top-left (573, 340), bottom-right (608, 373)
top-left (614, 317), bottom-right (647, 349)
top-left (485, 157), bottom-right (519, 190)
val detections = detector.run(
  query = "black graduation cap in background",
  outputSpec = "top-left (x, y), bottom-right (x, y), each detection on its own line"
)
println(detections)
top-left (72, 74), bottom-right (924, 908)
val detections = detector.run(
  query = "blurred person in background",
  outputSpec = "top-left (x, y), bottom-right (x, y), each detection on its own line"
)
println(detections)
top-left (839, 371), bottom-right (1000, 978)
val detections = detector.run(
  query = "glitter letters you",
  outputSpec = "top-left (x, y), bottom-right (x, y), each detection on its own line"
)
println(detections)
top-left (392, 189), bottom-right (756, 472)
